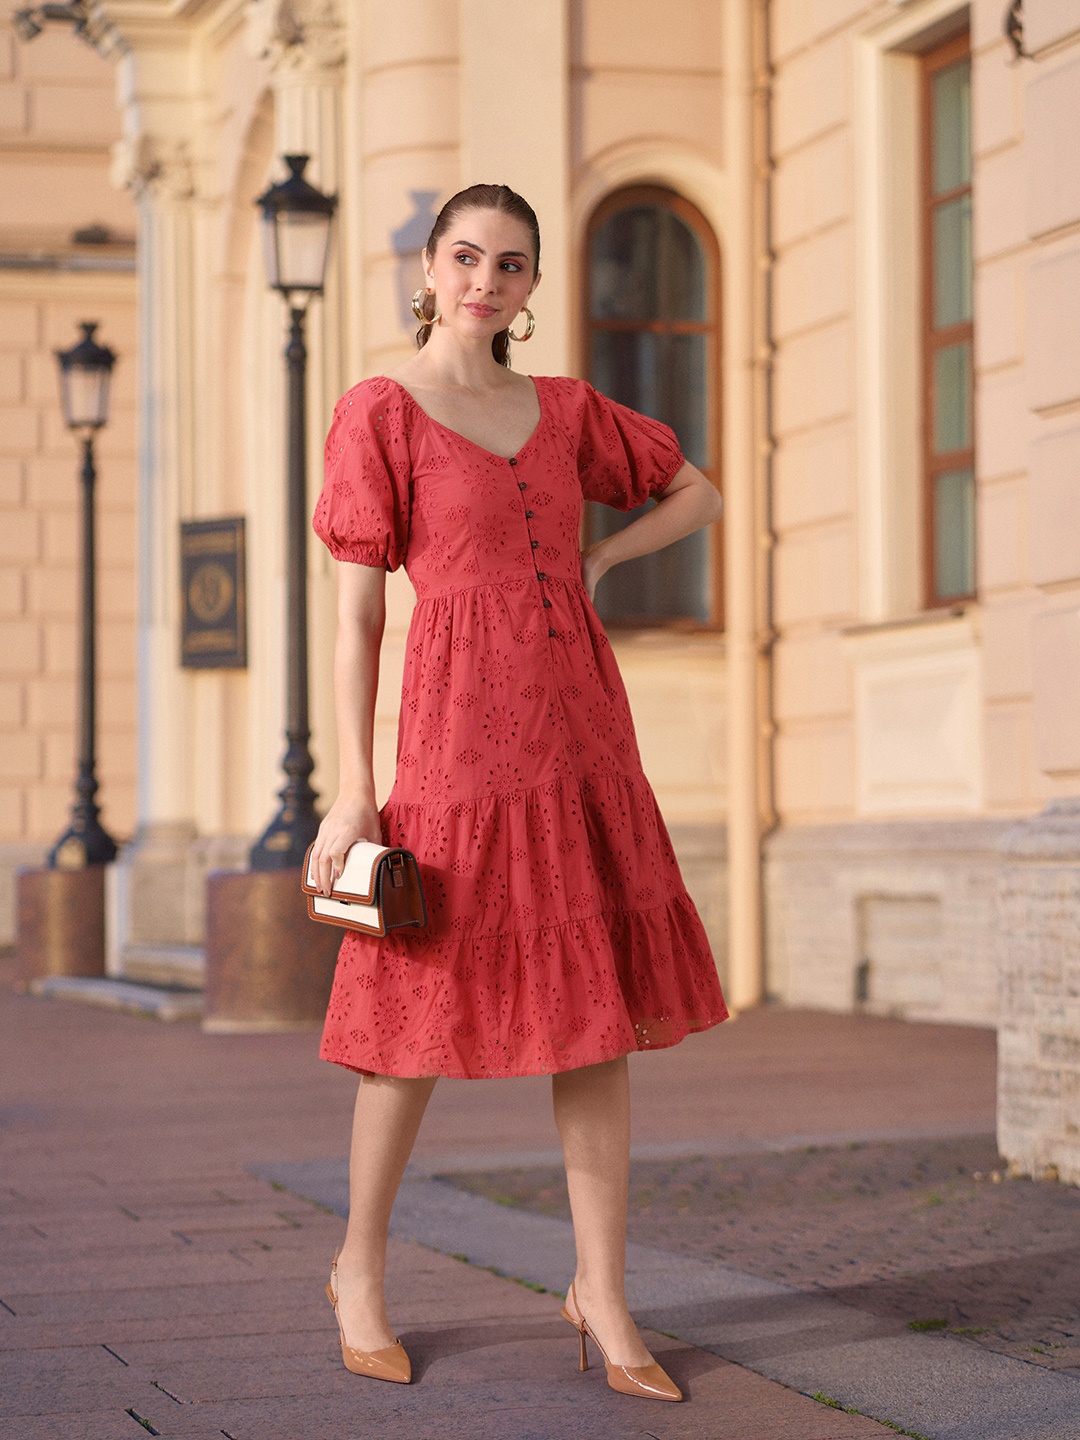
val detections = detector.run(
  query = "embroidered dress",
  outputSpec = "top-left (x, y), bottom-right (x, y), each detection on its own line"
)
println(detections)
top-left (313, 374), bottom-right (728, 1078)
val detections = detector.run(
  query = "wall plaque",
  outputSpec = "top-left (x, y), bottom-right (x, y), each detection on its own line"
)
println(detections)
top-left (180, 517), bottom-right (247, 669)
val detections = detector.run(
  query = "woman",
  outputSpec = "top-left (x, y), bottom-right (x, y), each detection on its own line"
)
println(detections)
top-left (309, 183), bottom-right (727, 1402)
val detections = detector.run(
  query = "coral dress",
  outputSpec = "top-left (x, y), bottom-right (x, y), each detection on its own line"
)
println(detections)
top-left (312, 374), bottom-right (727, 1079)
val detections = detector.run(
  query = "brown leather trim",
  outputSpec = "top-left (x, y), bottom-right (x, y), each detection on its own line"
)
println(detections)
top-left (306, 893), bottom-right (387, 936)
top-left (303, 845), bottom-right (427, 934)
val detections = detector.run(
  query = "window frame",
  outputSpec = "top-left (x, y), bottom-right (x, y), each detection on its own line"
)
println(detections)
top-left (920, 29), bottom-right (976, 609)
top-left (580, 184), bottom-right (724, 630)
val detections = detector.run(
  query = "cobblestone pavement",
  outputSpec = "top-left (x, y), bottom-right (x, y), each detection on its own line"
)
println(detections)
top-left (0, 953), bottom-right (897, 1440)
top-left (447, 1134), bottom-right (1080, 1378)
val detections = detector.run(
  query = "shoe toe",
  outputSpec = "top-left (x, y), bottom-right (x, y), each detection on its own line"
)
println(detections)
top-left (608, 1361), bottom-right (682, 1402)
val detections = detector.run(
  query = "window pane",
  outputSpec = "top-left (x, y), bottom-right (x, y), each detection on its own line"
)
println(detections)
top-left (591, 330), bottom-right (708, 469)
top-left (590, 204), bottom-right (706, 323)
top-left (589, 207), bottom-right (659, 321)
top-left (933, 340), bottom-right (971, 454)
top-left (933, 194), bottom-right (972, 327)
top-left (932, 59), bottom-right (971, 194)
top-left (933, 466), bottom-right (975, 599)
top-left (658, 210), bottom-right (707, 322)
top-left (590, 501), bottom-right (711, 623)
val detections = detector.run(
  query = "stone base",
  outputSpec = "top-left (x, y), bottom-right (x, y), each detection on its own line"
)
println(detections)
top-left (764, 817), bottom-right (1011, 1025)
top-left (109, 822), bottom-right (250, 961)
top-left (997, 799), bottom-right (1080, 1186)
top-left (15, 866), bottom-right (107, 989)
top-left (203, 869), bottom-right (341, 1033)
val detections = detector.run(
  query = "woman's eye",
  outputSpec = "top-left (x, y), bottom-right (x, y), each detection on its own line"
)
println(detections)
top-left (455, 252), bottom-right (476, 265)
top-left (502, 261), bottom-right (522, 273)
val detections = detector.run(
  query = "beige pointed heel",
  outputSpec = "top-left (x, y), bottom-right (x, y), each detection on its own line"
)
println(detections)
top-left (560, 1281), bottom-right (682, 1402)
top-left (326, 1253), bottom-right (411, 1384)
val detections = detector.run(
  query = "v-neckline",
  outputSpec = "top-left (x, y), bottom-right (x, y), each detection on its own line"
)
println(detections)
top-left (384, 376), bottom-right (544, 462)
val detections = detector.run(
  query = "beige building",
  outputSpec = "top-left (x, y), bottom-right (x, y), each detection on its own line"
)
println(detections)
top-left (1, 0), bottom-right (1079, 1180)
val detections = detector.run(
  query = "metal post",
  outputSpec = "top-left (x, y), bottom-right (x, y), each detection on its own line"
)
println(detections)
top-left (49, 433), bottom-right (118, 868)
top-left (250, 305), bottom-right (320, 870)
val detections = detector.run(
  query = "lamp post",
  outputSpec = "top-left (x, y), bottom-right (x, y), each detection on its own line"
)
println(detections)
top-left (50, 321), bottom-right (118, 869)
top-left (250, 154), bottom-right (338, 871)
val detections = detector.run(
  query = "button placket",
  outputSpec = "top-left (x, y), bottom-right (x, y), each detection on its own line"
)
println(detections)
top-left (511, 456), bottom-right (556, 642)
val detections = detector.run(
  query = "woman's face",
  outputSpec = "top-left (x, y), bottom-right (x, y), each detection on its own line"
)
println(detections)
top-left (424, 206), bottom-right (539, 340)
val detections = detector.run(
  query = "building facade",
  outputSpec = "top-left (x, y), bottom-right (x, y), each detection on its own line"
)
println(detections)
top-left (1, 0), bottom-right (1079, 1178)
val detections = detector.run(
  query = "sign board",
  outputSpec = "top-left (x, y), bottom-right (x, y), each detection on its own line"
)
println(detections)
top-left (180, 517), bottom-right (247, 669)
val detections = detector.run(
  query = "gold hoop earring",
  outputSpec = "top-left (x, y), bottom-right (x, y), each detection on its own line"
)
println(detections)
top-left (507, 308), bottom-right (535, 343)
top-left (412, 288), bottom-right (441, 325)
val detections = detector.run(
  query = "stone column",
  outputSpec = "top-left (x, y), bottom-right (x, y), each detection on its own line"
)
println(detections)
top-left (198, 2), bottom-right (348, 1030)
top-left (997, 801), bottom-right (1080, 1184)
top-left (107, 82), bottom-right (206, 965)
top-left (245, 0), bottom-right (346, 816)
top-left (995, 8), bottom-right (1080, 1186)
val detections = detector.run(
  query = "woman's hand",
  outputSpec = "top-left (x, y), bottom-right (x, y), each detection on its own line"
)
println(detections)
top-left (308, 792), bottom-right (382, 897)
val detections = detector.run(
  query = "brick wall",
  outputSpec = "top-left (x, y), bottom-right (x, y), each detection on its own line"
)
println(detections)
top-left (0, 278), bottom-right (138, 862)
top-left (0, 2), bottom-right (139, 941)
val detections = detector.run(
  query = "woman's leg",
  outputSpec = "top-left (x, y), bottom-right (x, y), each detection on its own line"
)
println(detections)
top-left (333, 1072), bottom-right (437, 1352)
top-left (551, 1056), bottom-right (653, 1368)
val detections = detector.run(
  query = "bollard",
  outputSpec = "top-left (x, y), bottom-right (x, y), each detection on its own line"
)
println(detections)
top-left (15, 866), bottom-right (107, 990)
top-left (202, 869), bottom-right (340, 1032)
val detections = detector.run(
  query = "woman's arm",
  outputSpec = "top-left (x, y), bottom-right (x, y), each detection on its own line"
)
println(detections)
top-left (580, 461), bottom-right (723, 601)
top-left (308, 560), bottom-right (387, 896)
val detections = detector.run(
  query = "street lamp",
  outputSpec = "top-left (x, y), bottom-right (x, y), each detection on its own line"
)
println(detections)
top-left (50, 321), bottom-right (119, 868)
top-left (251, 155), bottom-right (338, 870)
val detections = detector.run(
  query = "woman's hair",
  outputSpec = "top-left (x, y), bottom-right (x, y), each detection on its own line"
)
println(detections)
top-left (416, 183), bottom-right (540, 367)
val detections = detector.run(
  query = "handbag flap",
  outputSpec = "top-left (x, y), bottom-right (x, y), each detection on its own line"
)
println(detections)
top-left (301, 840), bottom-right (390, 904)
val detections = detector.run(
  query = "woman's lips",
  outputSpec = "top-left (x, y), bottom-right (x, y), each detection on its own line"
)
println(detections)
top-left (464, 303), bottom-right (496, 318)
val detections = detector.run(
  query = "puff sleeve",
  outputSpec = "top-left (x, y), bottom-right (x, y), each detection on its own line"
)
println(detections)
top-left (576, 381), bottom-right (686, 511)
top-left (313, 380), bottom-right (412, 570)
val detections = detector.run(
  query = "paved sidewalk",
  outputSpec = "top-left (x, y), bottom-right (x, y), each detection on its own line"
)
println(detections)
top-left (5, 948), bottom-right (1065, 1440)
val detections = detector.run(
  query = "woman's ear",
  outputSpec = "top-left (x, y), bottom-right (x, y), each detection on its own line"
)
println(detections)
top-left (422, 249), bottom-right (435, 288)
top-left (529, 269), bottom-right (542, 298)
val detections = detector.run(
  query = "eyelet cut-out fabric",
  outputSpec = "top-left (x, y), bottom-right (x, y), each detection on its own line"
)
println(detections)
top-left (313, 375), bottom-right (727, 1078)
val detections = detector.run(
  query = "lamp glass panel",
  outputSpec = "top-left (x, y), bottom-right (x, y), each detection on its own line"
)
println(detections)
top-left (276, 211), bottom-right (332, 291)
top-left (260, 213), bottom-right (281, 289)
top-left (62, 365), bottom-right (110, 429)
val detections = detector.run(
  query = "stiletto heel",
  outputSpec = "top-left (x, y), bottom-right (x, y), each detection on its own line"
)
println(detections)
top-left (574, 1315), bottom-right (589, 1371)
top-left (559, 1282), bottom-right (682, 1402)
top-left (326, 1252), bottom-right (411, 1384)
top-left (561, 1284), bottom-right (679, 1393)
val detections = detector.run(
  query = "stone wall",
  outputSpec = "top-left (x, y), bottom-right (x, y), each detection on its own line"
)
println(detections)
top-left (997, 800), bottom-right (1080, 1185)
top-left (766, 818), bottom-right (1010, 1025)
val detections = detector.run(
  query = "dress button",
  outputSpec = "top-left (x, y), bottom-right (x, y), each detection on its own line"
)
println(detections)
top-left (508, 457), bottom-right (517, 466)
top-left (548, 627), bottom-right (557, 638)
top-left (531, 539), bottom-right (539, 549)
top-left (518, 481), bottom-right (527, 490)
top-left (537, 572), bottom-right (546, 581)
top-left (525, 510), bottom-right (535, 519)
top-left (543, 598), bottom-right (552, 608)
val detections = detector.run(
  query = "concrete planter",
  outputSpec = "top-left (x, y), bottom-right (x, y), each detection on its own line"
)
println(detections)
top-left (14, 866), bottom-right (107, 990)
top-left (202, 869), bottom-right (341, 1032)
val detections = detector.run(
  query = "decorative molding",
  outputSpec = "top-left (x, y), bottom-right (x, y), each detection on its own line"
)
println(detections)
top-left (244, 0), bottom-right (344, 73)
top-left (110, 132), bottom-right (195, 200)
top-left (843, 612), bottom-right (983, 815)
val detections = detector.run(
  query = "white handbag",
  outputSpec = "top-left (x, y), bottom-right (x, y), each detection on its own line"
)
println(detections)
top-left (301, 840), bottom-right (427, 937)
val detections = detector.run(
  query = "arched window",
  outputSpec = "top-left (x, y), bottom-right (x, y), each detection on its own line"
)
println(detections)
top-left (584, 186), bottom-right (722, 627)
